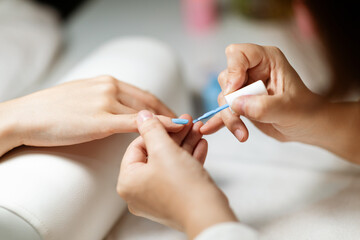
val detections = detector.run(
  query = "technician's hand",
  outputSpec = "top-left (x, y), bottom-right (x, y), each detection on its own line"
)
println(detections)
top-left (0, 76), bottom-right (182, 156)
top-left (117, 110), bottom-right (237, 239)
top-left (201, 43), bottom-right (324, 143)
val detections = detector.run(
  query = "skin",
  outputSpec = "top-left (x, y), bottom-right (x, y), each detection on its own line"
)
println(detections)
top-left (118, 43), bottom-right (360, 239)
top-left (0, 75), bottom-right (184, 157)
top-left (200, 43), bottom-right (360, 163)
top-left (117, 110), bottom-right (237, 239)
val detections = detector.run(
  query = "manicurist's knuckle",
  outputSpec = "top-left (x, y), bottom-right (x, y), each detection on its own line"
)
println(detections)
top-left (251, 100), bottom-right (267, 120)
top-left (267, 46), bottom-right (284, 56)
top-left (218, 70), bottom-right (226, 84)
top-left (225, 44), bottom-right (239, 55)
top-left (217, 93), bottom-right (224, 104)
top-left (117, 183), bottom-right (130, 200)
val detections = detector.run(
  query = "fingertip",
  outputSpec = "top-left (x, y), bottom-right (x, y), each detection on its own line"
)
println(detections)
top-left (200, 118), bottom-right (224, 135)
top-left (199, 126), bottom-right (208, 135)
top-left (199, 138), bottom-right (208, 152)
top-left (199, 123), bottom-right (210, 134)
top-left (234, 127), bottom-right (249, 142)
top-left (158, 115), bottom-right (185, 132)
top-left (194, 138), bottom-right (208, 165)
top-left (179, 114), bottom-right (193, 123)
top-left (193, 121), bottom-right (204, 131)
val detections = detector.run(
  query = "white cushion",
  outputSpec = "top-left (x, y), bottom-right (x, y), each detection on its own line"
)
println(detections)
top-left (0, 37), bottom-right (188, 240)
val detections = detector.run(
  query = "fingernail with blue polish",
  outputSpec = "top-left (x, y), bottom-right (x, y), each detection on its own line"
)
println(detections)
top-left (172, 118), bottom-right (189, 125)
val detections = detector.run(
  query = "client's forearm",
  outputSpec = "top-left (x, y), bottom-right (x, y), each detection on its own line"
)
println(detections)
top-left (0, 102), bottom-right (22, 157)
top-left (301, 101), bottom-right (360, 163)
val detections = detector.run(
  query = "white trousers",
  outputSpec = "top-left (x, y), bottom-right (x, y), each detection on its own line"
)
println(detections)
top-left (0, 37), bottom-right (190, 240)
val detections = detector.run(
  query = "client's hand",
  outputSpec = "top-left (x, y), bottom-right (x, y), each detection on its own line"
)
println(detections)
top-left (0, 76), bottom-right (182, 156)
top-left (201, 43), bottom-right (323, 143)
top-left (117, 110), bottom-right (237, 239)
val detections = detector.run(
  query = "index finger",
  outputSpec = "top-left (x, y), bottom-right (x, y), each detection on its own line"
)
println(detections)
top-left (107, 114), bottom-right (184, 133)
top-left (137, 110), bottom-right (173, 156)
top-left (224, 44), bottom-right (266, 94)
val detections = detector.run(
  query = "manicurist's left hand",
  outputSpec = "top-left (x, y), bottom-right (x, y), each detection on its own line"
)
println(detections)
top-left (117, 110), bottom-right (237, 239)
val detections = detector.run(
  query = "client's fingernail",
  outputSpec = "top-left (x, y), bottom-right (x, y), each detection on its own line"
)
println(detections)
top-left (172, 118), bottom-right (189, 125)
top-left (234, 129), bottom-right (244, 142)
top-left (138, 110), bottom-right (154, 123)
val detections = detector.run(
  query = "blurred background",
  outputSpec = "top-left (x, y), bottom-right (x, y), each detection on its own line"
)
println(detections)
top-left (29, 0), bottom-right (329, 114)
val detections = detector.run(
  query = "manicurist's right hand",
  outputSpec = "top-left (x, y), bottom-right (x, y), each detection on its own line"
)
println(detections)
top-left (201, 43), bottom-right (325, 143)
top-left (117, 110), bottom-right (237, 239)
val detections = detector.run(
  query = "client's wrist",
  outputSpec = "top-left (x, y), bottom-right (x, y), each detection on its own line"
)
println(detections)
top-left (181, 185), bottom-right (238, 239)
top-left (0, 101), bottom-right (23, 157)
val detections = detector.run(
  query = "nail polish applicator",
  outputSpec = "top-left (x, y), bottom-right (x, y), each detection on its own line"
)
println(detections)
top-left (172, 80), bottom-right (268, 124)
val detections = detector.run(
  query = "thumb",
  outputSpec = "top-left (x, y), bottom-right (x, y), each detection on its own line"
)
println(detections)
top-left (137, 110), bottom-right (173, 155)
top-left (231, 95), bottom-right (283, 123)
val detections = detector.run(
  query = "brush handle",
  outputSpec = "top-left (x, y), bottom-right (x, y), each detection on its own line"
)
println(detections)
top-left (193, 104), bottom-right (229, 123)
top-left (224, 80), bottom-right (268, 112)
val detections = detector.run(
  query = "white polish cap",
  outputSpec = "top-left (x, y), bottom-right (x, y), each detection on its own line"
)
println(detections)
top-left (225, 80), bottom-right (268, 111)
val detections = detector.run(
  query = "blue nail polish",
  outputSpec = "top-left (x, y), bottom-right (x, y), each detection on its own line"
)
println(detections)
top-left (172, 118), bottom-right (189, 125)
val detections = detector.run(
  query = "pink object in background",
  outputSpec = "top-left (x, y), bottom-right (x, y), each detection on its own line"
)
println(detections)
top-left (182, 0), bottom-right (218, 34)
top-left (293, 0), bottom-right (316, 40)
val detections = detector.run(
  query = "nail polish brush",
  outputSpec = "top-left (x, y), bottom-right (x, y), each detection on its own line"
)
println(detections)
top-left (172, 80), bottom-right (268, 124)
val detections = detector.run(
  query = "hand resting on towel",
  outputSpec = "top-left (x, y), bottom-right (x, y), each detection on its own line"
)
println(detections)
top-left (0, 75), bottom-right (182, 157)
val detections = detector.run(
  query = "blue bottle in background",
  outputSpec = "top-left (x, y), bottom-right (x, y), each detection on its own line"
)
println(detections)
top-left (202, 72), bottom-right (222, 112)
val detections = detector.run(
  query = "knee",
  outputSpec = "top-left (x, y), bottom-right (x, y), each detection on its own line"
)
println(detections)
top-left (99, 37), bottom-right (179, 70)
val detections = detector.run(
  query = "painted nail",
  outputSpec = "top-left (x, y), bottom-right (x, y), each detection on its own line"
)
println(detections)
top-left (138, 110), bottom-right (154, 123)
top-left (234, 129), bottom-right (244, 142)
top-left (172, 118), bottom-right (189, 125)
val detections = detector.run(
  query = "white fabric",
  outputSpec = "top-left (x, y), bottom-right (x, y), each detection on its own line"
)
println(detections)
top-left (195, 222), bottom-right (257, 240)
top-left (0, 37), bottom-right (189, 240)
top-left (0, 0), bottom-right (61, 101)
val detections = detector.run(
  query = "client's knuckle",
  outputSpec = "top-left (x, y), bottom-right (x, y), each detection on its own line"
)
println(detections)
top-left (100, 75), bottom-right (118, 84)
top-left (98, 96), bottom-right (113, 109)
